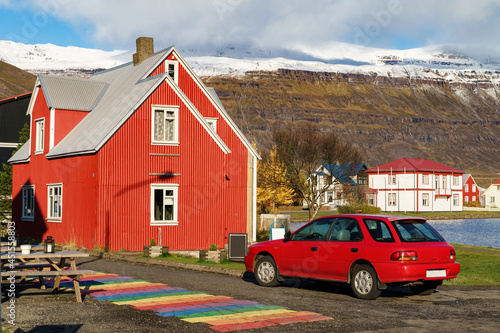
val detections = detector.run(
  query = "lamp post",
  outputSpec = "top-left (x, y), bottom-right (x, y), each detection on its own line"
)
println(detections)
top-left (44, 236), bottom-right (55, 253)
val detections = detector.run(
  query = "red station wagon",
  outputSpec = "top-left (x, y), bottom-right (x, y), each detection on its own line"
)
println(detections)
top-left (245, 215), bottom-right (460, 299)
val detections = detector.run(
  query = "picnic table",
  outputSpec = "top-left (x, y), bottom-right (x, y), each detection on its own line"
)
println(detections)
top-left (1, 250), bottom-right (95, 302)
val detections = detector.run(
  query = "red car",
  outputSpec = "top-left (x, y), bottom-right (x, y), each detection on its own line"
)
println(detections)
top-left (245, 214), bottom-right (460, 299)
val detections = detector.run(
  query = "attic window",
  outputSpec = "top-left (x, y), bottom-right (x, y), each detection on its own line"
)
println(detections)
top-left (166, 60), bottom-right (178, 83)
top-left (35, 118), bottom-right (45, 154)
top-left (205, 118), bottom-right (218, 132)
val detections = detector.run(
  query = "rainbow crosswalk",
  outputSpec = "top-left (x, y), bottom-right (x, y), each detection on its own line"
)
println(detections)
top-left (42, 272), bottom-right (333, 332)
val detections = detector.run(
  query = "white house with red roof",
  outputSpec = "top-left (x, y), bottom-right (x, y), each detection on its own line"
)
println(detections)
top-left (483, 178), bottom-right (500, 209)
top-left (366, 158), bottom-right (464, 212)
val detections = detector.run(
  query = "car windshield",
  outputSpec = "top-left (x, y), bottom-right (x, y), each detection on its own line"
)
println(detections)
top-left (392, 219), bottom-right (445, 242)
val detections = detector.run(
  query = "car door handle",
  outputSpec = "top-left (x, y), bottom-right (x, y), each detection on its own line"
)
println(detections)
top-left (351, 248), bottom-right (358, 253)
top-left (311, 247), bottom-right (318, 252)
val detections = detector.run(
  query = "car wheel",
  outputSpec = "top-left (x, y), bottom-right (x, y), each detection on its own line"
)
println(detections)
top-left (410, 281), bottom-right (439, 295)
top-left (351, 264), bottom-right (381, 300)
top-left (255, 256), bottom-right (279, 287)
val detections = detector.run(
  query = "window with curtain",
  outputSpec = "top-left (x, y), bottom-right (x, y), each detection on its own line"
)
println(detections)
top-left (152, 106), bottom-right (179, 144)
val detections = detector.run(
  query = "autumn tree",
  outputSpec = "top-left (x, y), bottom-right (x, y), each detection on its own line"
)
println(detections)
top-left (272, 122), bottom-right (363, 221)
top-left (257, 147), bottom-right (295, 214)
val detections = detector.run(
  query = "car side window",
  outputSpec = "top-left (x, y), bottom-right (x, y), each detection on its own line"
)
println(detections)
top-left (292, 218), bottom-right (334, 241)
top-left (328, 218), bottom-right (363, 242)
top-left (363, 219), bottom-right (395, 242)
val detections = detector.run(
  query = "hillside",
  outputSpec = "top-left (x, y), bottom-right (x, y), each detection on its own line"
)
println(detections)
top-left (204, 70), bottom-right (500, 186)
top-left (0, 60), bottom-right (35, 99)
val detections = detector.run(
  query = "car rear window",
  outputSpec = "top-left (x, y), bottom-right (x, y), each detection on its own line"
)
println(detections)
top-left (363, 219), bottom-right (395, 242)
top-left (392, 219), bottom-right (445, 242)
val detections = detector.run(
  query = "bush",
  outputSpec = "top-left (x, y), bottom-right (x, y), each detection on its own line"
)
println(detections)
top-left (337, 205), bottom-right (381, 214)
top-left (256, 229), bottom-right (270, 242)
top-left (464, 200), bottom-right (482, 208)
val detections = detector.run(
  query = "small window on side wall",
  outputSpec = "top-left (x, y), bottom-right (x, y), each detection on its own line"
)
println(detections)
top-left (47, 184), bottom-right (62, 222)
top-left (22, 185), bottom-right (35, 221)
top-left (151, 184), bottom-right (179, 226)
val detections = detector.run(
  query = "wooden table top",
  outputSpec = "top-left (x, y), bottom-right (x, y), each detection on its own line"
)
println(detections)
top-left (1, 250), bottom-right (89, 260)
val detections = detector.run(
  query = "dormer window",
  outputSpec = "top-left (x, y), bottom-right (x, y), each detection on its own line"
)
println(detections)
top-left (35, 118), bottom-right (45, 154)
top-left (166, 60), bottom-right (178, 83)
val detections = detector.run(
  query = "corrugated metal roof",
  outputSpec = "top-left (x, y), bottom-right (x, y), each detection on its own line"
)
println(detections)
top-left (39, 75), bottom-right (108, 111)
top-left (8, 139), bottom-right (30, 163)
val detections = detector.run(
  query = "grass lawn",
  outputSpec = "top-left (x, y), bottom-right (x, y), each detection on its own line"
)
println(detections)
top-left (443, 245), bottom-right (500, 286)
top-left (151, 253), bottom-right (246, 270)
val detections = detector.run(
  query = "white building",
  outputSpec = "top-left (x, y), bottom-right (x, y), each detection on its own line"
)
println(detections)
top-left (366, 158), bottom-right (464, 212)
top-left (483, 178), bottom-right (500, 208)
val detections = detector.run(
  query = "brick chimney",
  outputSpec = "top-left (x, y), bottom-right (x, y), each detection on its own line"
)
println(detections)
top-left (133, 37), bottom-right (154, 66)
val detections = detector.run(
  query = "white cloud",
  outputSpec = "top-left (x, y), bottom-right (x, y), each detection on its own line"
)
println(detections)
top-left (10, 0), bottom-right (500, 56)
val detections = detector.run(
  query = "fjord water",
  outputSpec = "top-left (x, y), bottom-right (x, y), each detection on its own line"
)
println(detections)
top-left (429, 218), bottom-right (500, 249)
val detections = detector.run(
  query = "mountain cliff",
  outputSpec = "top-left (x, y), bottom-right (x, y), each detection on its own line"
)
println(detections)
top-left (204, 69), bottom-right (500, 186)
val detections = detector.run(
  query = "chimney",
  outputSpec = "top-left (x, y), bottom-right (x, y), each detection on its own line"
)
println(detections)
top-left (133, 37), bottom-right (154, 66)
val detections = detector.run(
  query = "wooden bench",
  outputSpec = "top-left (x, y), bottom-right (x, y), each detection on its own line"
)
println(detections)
top-left (2, 269), bottom-right (96, 302)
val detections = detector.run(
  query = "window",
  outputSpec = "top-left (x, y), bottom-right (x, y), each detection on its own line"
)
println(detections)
top-left (472, 196), bottom-right (476, 201)
top-left (464, 184), bottom-right (468, 192)
top-left (422, 174), bottom-right (429, 185)
top-left (151, 184), bottom-right (179, 225)
top-left (422, 193), bottom-right (429, 206)
top-left (47, 184), bottom-right (62, 221)
top-left (165, 61), bottom-right (178, 83)
top-left (472, 184), bottom-right (476, 192)
top-left (363, 219), bottom-right (394, 242)
top-left (453, 194), bottom-right (459, 206)
top-left (35, 118), bottom-right (45, 153)
top-left (22, 185), bottom-right (35, 220)
top-left (152, 106), bottom-right (179, 144)
top-left (205, 118), bottom-right (217, 132)
top-left (388, 175), bottom-right (396, 185)
top-left (357, 175), bottom-right (367, 185)
top-left (329, 218), bottom-right (363, 241)
top-left (442, 177), bottom-right (447, 189)
top-left (292, 217), bottom-right (334, 241)
top-left (465, 196), bottom-right (469, 202)
top-left (388, 193), bottom-right (396, 206)
top-left (490, 196), bottom-right (496, 203)
top-left (368, 194), bottom-right (374, 206)
top-left (453, 176), bottom-right (459, 186)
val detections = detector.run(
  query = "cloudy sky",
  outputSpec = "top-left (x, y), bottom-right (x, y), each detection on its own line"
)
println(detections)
top-left (0, 0), bottom-right (499, 55)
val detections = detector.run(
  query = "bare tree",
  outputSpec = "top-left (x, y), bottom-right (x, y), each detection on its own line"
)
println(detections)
top-left (272, 122), bottom-right (363, 221)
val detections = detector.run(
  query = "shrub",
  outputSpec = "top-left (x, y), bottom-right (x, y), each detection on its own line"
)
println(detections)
top-left (256, 229), bottom-right (270, 242)
top-left (464, 200), bottom-right (482, 208)
top-left (209, 243), bottom-right (217, 251)
top-left (337, 205), bottom-right (381, 214)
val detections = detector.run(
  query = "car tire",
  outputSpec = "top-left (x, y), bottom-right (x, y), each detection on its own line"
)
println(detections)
top-left (351, 264), bottom-right (381, 300)
top-left (255, 255), bottom-right (279, 287)
top-left (410, 281), bottom-right (439, 295)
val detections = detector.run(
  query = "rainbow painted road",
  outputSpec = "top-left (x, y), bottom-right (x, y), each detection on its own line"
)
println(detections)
top-left (43, 272), bottom-right (333, 332)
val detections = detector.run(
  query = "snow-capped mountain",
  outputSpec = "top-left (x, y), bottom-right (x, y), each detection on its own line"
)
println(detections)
top-left (1, 40), bottom-right (499, 83)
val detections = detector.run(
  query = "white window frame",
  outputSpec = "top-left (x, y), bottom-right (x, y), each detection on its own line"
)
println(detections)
top-left (453, 194), bottom-right (459, 206)
top-left (388, 193), bottom-right (396, 206)
top-left (472, 184), bottom-right (476, 192)
top-left (151, 184), bottom-right (179, 226)
top-left (22, 185), bottom-right (35, 221)
top-left (35, 118), bottom-right (45, 154)
top-left (205, 117), bottom-right (218, 132)
top-left (472, 196), bottom-right (476, 202)
top-left (422, 193), bottom-right (429, 206)
top-left (388, 175), bottom-right (396, 185)
top-left (422, 174), bottom-right (429, 185)
top-left (464, 184), bottom-right (468, 192)
top-left (165, 60), bottom-right (178, 83)
top-left (453, 176), bottom-right (459, 186)
top-left (151, 105), bottom-right (179, 145)
top-left (47, 183), bottom-right (62, 222)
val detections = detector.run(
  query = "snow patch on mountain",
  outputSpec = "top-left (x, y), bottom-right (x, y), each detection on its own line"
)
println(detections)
top-left (1, 40), bottom-right (500, 84)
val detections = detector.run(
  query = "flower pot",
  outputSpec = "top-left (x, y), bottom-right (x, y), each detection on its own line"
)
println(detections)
top-left (20, 244), bottom-right (31, 255)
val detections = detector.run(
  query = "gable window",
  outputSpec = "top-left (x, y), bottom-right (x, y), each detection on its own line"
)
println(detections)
top-left (388, 175), bottom-right (396, 185)
top-left (165, 61), bottom-right (178, 83)
top-left (422, 174), bottom-right (429, 185)
top-left (388, 193), bottom-right (396, 206)
top-left (151, 184), bottom-right (179, 225)
top-left (47, 184), bottom-right (62, 222)
top-left (152, 105), bottom-right (179, 144)
top-left (422, 193), bottom-right (429, 206)
top-left (205, 118), bottom-right (218, 132)
top-left (35, 118), bottom-right (45, 153)
top-left (22, 185), bottom-right (35, 221)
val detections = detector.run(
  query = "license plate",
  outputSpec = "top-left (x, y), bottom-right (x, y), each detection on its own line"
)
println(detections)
top-left (426, 269), bottom-right (446, 278)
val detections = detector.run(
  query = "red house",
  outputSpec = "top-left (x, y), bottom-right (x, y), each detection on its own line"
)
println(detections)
top-left (9, 38), bottom-right (259, 251)
top-left (463, 174), bottom-right (481, 205)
